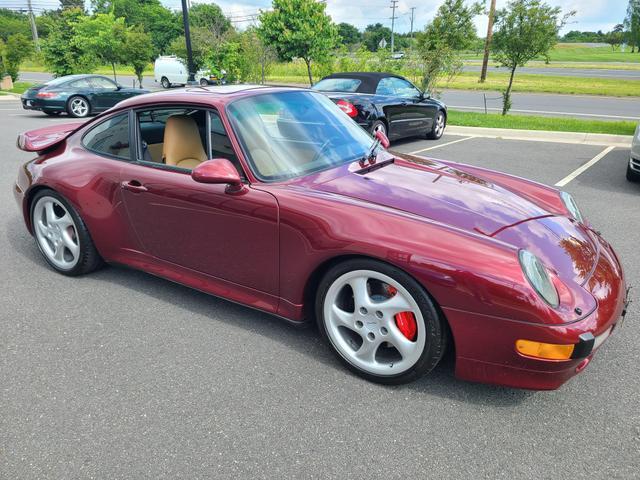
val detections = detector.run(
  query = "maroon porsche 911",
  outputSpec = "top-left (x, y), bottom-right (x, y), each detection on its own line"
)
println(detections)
top-left (13, 85), bottom-right (629, 390)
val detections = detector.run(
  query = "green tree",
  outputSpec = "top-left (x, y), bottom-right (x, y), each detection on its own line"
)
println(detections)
top-left (258, 0), bottom-right (338, 85)
top-left (169, 27), bottom-right (215, 72)
top-left (189, 3), bottom-right (232, 36)
top-left (60, 0), bottom-right (85, 11)
top-left (625, 0), bottom-right (640, 52)
top-left (337, 22), bottom-right (361, 48)
top-left (362, 23), bottom-right (391, 51)
top-left (42, 8), bottom-right (95, 76)
top-left (123, 26), bottom-right (154, 87)
top-left (2, 33), bottom-right (33, 81)
top-left (73, 13), bottom-right (127, 82)
top-left (93, 0), bottom-right (182, 54)
top-left (492, 0), bottom-right (573, 115)
top-left (0, 9), bottom-right (31, 41)
top-left (606, 25), bottom-right (625, 51)
top-left (238, 28), bottom-right (276, 84)
top-left (414, 0), bottom-right (482, 95)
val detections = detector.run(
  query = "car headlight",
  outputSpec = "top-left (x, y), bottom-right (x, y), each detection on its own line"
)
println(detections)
top-left (519, 250), bottom-right (559, 308)
top-left (560, 191), bottom-right (583, 223)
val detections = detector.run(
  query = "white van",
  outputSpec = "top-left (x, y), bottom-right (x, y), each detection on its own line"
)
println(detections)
top-left (154, 56), bottom-right (211, 88)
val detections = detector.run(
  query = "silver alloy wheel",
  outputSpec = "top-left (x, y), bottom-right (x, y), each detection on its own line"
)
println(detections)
top-left (373, 122), bottom-right (387, 136)
top-left (69, 98), bottom-right (89, 117)
top-left (323, 269), bottom-right (426, 376)
top-left (33, 196), bottom-right (81, 271)
top-left (200, 78), bottom-right (209, 86)
top-left (434, 112), bottom-right (445, 138)
top-left (161, 77), bottom-right (170, 89)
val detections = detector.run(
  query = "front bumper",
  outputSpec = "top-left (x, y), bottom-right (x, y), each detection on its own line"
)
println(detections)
top-left (446, 234), bottom-right (628, 390)
top-left (630, 155), bottom-right (640, 173)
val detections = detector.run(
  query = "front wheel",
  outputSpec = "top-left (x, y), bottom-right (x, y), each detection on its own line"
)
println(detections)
top-left (427, 110), bottom-right (446, 140)
top-left (30, 190), bottom-right (103, 276)
top-left (66, 96), bottom-right (90, 118)
top-left (316, 259), bottom-right (447, 384)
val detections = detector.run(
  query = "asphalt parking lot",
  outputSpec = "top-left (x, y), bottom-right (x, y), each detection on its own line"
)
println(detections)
top-left (1, 99), bottom-right (639, 479)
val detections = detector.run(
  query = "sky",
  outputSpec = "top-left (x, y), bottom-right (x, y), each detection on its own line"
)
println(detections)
top-left (158, 0), bottom-right (628, 35)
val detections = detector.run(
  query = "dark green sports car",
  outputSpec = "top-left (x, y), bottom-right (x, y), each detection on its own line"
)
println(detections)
top-left (21, 74), bottom-right (148, 118)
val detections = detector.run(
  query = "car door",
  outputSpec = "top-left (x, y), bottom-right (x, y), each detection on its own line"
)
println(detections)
top-left (88, 76), bottom-right (123, 110)
top-left (379, 77), bottom-right (435, 138)
top-left (119, 107), bottom-right (279, 295)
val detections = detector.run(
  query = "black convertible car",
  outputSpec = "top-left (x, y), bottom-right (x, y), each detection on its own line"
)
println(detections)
top-left (312, 72), bottom-right (447, 141)
top-left (21, 74), bottom-right (148, 118)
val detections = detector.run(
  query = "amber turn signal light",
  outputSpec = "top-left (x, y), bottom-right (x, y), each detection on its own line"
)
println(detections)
top-left (515, 339), bottom-right (575, 360)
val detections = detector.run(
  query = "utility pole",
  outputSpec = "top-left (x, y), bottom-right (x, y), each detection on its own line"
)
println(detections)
top-left (480, 0), bottom-right (496, 83)
top-left (390, 0), bottom-right (398, 53)
top-left (409, 7), bottom-right (416, 39)
top-left (180, 0), bottom-right (197, 85)
top-left (26, 0), bottom-right (40, 52)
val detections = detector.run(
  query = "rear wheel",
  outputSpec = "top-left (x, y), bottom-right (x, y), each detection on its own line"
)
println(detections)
top-left (199, 78), bottom-right (209, 87)
top-left (316, 258), bottom-right (447, 384)
top-left (161, 77), bottom-right (171, 89)
top-left (427, 110), bottom-right (446, 140)
top-left (370, 120), bottom-right (387, 138)
top-left (30, 190), bottom-right (103, 276)
top-left (627, 161), bottom-right (640, 182)
top-left (66, 96), bottom-right (90, 118)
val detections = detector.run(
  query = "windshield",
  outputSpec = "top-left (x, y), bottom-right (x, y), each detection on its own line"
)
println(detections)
top-left (311, 78), bottom-right (362, 93)
top-left (226, 91), bottom-right (374, 181)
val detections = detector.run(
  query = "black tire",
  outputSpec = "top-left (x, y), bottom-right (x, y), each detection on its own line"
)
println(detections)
top-left (427, 110), bottom-right (446, 140)
top-left (66, 96), bottom-right (90, 118)
top-left (627, 162), bottom-right (640, 182)
top-left (370, 120), bottom-right (388, 138)
top-left (161, 77), bottom-right (171, 89)
top-left (199, 78), bottom-right (209, 86)
top-left (30, 189), bottom-right (103, 276)
top-left (43, 110), bottom-right (61, 116)
top-left (315, 258), bottom-right (447, 385)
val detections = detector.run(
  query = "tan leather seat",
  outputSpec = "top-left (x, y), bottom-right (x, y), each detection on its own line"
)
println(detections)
top-left (162, 115), bottom-right (208, 169)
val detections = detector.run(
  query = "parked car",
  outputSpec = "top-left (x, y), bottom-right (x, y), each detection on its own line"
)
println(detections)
top-left (627, 123), bottom-right (640, 182)
top-left (154, 55), bottom-right (213, 88)
top-left (14, 85), bottom-right (628, 390)
top-left (312, 72), bottom-right (447, 141)
top-left (20, 74), bottom-right (148, 118)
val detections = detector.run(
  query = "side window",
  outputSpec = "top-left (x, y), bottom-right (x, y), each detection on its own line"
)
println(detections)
top-left (390, 77), bottom-right (421, 98)
top-left (90, 77), bottom-right (117, 89)
top-left (135, 108), bottom-right (208, 170)
top-left (375, 77), bottom-right (395, 96)
top-left (69, 79), bottom-right (91, 88)
top-left (82, 113), bottom-right (130, 160)
top-left (209, 111), bottom-right (243, 178)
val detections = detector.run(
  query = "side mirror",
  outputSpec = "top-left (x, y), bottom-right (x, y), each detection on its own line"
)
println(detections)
top-left (192, 158), bottom-right (245, 194)
top-left (116, 84), bottom-right (122, 91)
top-left (374, 129), bottom-right (390, 149)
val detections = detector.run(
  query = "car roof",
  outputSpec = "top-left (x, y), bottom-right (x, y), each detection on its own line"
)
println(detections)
top-left (319, 72), bottom-right (408, 94)
top-left (112, 84), bottom-right (306, 110)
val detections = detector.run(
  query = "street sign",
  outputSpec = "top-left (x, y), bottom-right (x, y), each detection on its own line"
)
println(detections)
top-left (379, 38), bottom-right (387, 49)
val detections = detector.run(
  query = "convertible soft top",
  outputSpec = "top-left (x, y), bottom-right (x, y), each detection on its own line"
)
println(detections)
top-left (319, 72), bottom-right (408, 94)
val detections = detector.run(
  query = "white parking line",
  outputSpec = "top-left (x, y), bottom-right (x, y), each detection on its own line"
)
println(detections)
top-left (554, 146), bottom-right (616, 187)
top-left (449, 105), bottom-right (640, 121)
top-left (409, 136), bottom-right (474, 154)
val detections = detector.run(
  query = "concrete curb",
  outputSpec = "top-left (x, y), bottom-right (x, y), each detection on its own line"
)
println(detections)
top-left (0, 92), bottom-right (21, 100)
top-left (446, 125), bottom-right (632, 148)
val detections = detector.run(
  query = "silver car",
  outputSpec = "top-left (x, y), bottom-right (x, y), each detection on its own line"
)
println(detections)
top-left (629, 124), bottom-right (640, 182)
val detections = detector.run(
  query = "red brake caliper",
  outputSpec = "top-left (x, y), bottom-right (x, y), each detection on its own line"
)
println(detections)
top-left (385, 285), bottom-right (417, 342)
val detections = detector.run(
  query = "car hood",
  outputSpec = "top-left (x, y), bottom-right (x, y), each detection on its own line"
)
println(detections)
top-left (309, 156), bottom-right (598, 284)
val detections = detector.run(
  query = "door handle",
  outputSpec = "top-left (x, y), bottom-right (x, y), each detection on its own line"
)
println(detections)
top-left (121, 180), bottom-right (148, 193)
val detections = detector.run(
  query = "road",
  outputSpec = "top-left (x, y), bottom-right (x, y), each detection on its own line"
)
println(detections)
top-left (463, 64), bottom-right (640, 80)
top-left (1, 101), bottom-right (638, 478)
top-left (19, 71), bottom-right (640, 122)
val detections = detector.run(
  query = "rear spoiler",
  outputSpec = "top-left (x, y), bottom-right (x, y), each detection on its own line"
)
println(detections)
top-left (16, 121), bottom-right (85, 153)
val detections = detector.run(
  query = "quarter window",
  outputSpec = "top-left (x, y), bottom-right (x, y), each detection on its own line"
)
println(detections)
top-left (82, 113), bottom-right (130, 160)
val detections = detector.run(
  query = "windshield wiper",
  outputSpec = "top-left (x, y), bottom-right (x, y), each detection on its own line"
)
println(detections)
top-left (362, 137), bottom-right (381, 165)
top-left (355, 138), bottom-right (394, 174)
